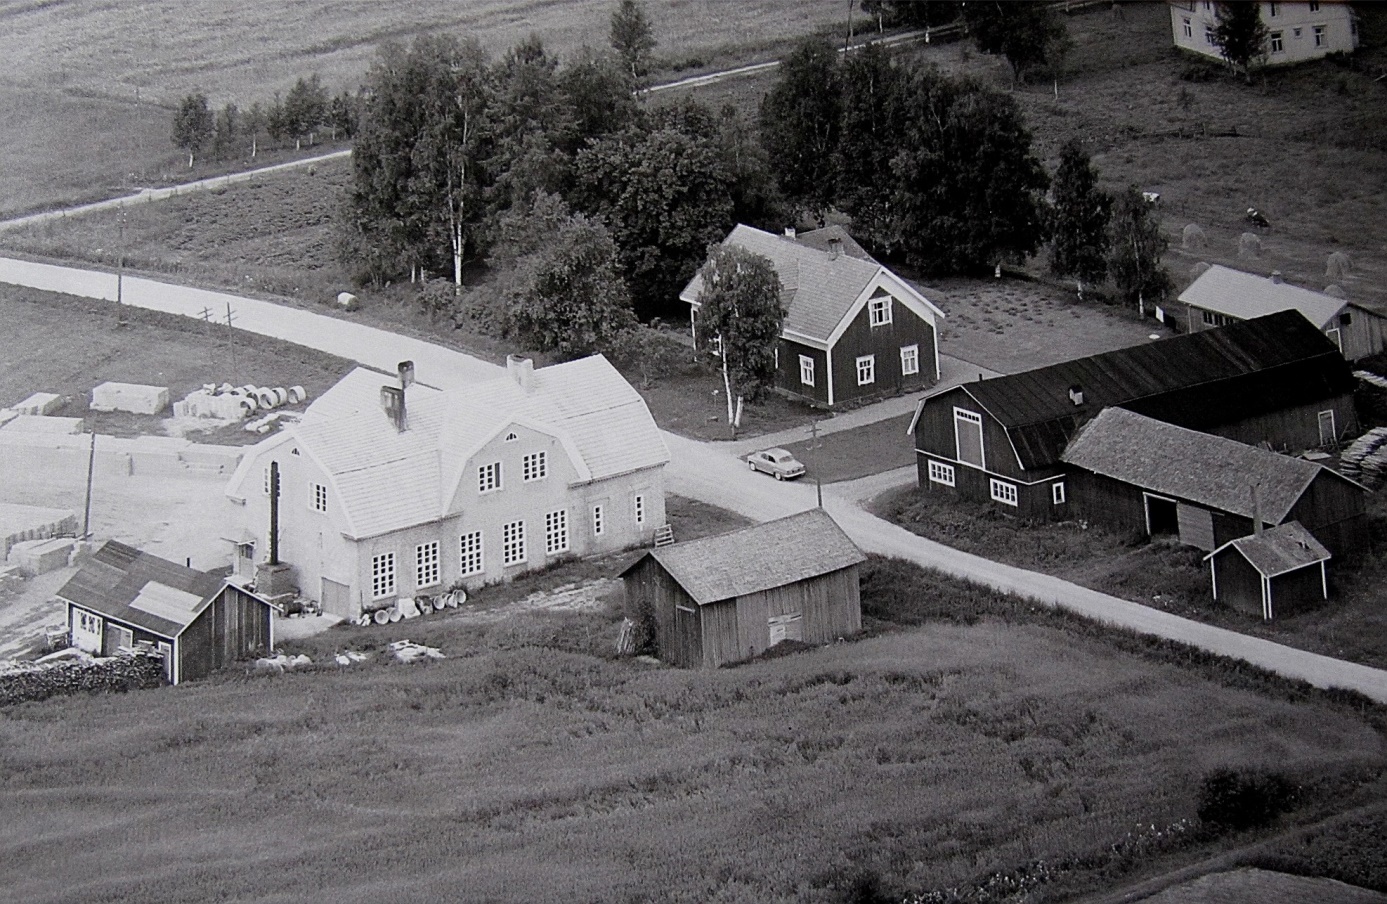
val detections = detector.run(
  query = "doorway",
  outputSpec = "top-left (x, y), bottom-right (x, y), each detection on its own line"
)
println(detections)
top-left (1144, 493), bottom-right (1178, 536)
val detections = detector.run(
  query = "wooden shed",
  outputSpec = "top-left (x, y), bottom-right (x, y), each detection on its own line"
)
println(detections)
top-left (58, 541), bottom-right (274, 685)
top-left (619, 509), bottom-right (864, 668)
top-left (1205, 522), bottom-right (1330, 621)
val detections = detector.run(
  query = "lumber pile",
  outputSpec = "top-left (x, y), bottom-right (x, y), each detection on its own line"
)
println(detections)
top-left (0, 651), bottom-right (163, 706)
top-left (1338, 426), bottom-right (1387, 489)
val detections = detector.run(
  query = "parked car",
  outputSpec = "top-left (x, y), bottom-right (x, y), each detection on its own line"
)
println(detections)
top-left (745, 448), bottom-right (806, 480)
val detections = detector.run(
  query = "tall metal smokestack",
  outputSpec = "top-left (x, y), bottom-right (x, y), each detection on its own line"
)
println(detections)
top-left (269, 460), bottom-right (281, 565)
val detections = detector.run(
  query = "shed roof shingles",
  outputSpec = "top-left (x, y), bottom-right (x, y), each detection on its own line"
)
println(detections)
top-left (1209, 521), bottom-right (1331, 577)
top-left (58, 540), bottom-right (224, 638)
top-left (1179, 265), bottom-right (1346, 328)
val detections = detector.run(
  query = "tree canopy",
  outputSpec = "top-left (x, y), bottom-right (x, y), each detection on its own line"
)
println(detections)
top-left (1107, 186), bottom-right (1172, 312)
top-left (694, 244), bottom-right (784, 428)
top-left (759, 37), bottom-right (842, 216)
top-left (172, 93), bottom-right (214, 168)
top-left (962, 1), bottom-right (1071, 85)
top-left (1048, 139), bottom-right (1112, 294)
top-left (609, 0), bottom-right (657, 81)
top-left (1213, 2), bottom-right (1269, 81)
top-left (834, 43), bottom-right (910, 253)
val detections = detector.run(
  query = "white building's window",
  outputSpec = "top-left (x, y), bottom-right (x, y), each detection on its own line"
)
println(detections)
top-left (856, 354), bottom-right (875, 386)
top-left (415, 541), bottom-right (440, 588)
top-left (868, 296), bottom-right (892, 326)
top-left (78, 611), bottom-right (100, 633)
top-left (634, 494), bottom-right (646, 525)
top-left (502, 520), bottom-right (526, 566)
top-left (1309, 0), bottom-right (1320, 11)
top-left (478, 461), bottom-right (502, 493)
top-left (1052, 482), bottom-right (1066, 505)
top-left (545, 510), bottom-right (569, 555)
top-left (900, 344), bottom-right (919, 376)
top-left (954, 408), bottom-right (985, 469)
top-left (990, 479), bottom-right (1019, 507)
top-left (1270, 31), bottom-right (1283, 52)
top-left (1294, 26), bottom-right (1302, 38)
top-left (1313, 24), bottom-right (1326, 47)
top-left (263, 465), bottom-right (274, 496)
top-left (522, 451), bottom-right (548, 482)
top-left (1205, 25), bottom-right (1216, 45)
top-left (371, 552), bottom-right (397, 599)
top-left (799, 355), bottom-right (815, 387)
top-left (311, 482), bottom-right (328, 513)
top-left (1182, 16), bottom-right (1193, 38)
top-left (593, 505), bottom-right (605, 537)
top-left (504, 431), bottom-right (518, 442)
top-left (928, 460), bottom-right (955, 487)
top-left (460, 531), bottom-right (484, 576)
top-left (1268, 1), bottom-right (1278, 16)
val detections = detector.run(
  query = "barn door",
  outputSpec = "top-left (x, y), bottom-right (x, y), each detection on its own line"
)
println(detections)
top-left (1318, 410), bottom-right (1337, 447)
top-left (1144, 494), bottom-right (1178, 536)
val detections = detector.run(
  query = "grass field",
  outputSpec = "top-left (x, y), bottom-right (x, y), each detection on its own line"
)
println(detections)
top-left (2, 557), bottom-right (1383, 904)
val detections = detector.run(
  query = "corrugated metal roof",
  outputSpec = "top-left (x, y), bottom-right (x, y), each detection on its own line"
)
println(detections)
top-left (1179, 265), bottom-right (1345, 328)
top-left (57, 540), bottom-right (225, 639)
top-left (1209, 521), bottom-right (1331, 577)
top-left (960, 311), bottom-right (1353, 469)
top-left (622, 509), bottom-right (865, 605)
top-left (1061, 408), bottom-right (1322, 522)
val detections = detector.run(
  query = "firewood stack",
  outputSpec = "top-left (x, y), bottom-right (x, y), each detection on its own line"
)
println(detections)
top-left (1338, 426), bottom-right (1387, 489)
top-left (0, 651), bottom-right (163, 706)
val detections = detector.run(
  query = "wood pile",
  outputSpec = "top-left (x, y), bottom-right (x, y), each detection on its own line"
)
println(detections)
top-left (1355, 370), bottom-right (1387, 391)
top-left (1338, 426), bottom-right (1387, 489)
top-left (0, 651), bottom-right (163, 706)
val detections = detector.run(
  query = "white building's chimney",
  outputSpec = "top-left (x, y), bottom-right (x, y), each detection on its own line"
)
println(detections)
top-left (1270, 270), bottom-right (1283, 284)
top-left (784, 225), bottom-right (796, 239)
top-left (507, 354), bottom-right (535, 392)
top-left (827, 237), bottom-right (842, 258)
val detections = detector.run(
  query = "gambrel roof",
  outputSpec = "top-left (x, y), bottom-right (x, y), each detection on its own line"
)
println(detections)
top-left (1179, 265), bottom-right (1347, 329)
top-left (679, 224), bottom-right (944, 349)
top-left (227, 356), bottom-right (669, 540)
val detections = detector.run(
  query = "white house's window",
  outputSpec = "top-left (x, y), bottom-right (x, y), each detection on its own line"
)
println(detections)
top-left (799, 355), bottom-right (815, 387)
top-left (856, 354), bottom-right (875, 386)
top-left (634, 494), bottom-right (646, 525)
top-left (1313, 24), bottom-right (1326, 47)
top-left (502, 520), bottom-right (526, 566)
top-left (1309, 0), bottom-right (1320, 11)
top-left (415, 541), bottom-right (440, 588)
top-left (954, 408), bottom-right (985, 469)
top-left (1268, 1), bottom-right (1278, 16)
top-left (709, 334), bottom-right (724, 358)
top-left (868, 296), bottom-right (893, 327)
top-left (311, 482), bottom-right (328, 513)
top-left (928, 460), bottom-right (955, 487)
top-left (1205, 25), bottom-right (1216, 45)
top-left (593, 505), bottom-right (605, 537)
top-left (263, 465), bottom-right (275, 496)
top-left (371, 552), bottom-right (397, 599)
top-left (1294, 26), bottom-right (1302, 38)
top-left (900, 344), bottom-right (919, 376)
top-left (1182, 16), bottom-right (1192, 38)
top-left (504, 431), bottom-right (518, 442)
top-left (544, 510), bottom-right (569, 555)
top-left (1052, 482), bottom-right (1066, 505)
top-left (478, 461), bottom-right (501, 493)
top-left (1270, 31), bottom-right (1283, 53)
top-left (459, 531), bottom-right (484, 576)
top-left (523, 451), bottom-right (548, 482)
top-left (990, 479), bottom-right (1019, 507)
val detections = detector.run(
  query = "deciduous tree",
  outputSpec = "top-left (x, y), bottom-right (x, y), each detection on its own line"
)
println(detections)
top-left (1212, 1), bottom-right (1269, 82)
top-left (1048, 138), bottom-right (1112, 298)
top-left (212, 102), bottom-right (239, 160)
top-left (171, 93), bottom-right (214, 168)
top-left (759, 36), bottom-right (842, 217)
top-left (962, 1), bottom-right (1071, 85)
top-left (834, 43), bottom-right (910, 253)
top-left (694, 244), bottom-right (784, 429)
top-left (283, 75), bottom-right (329, 149)
top-left (609, 0), bottom-right (657, 81)
top-left (1107, 186), bottom-right (1172, 314)
top-left (558, 46), bottom-right (640, 149)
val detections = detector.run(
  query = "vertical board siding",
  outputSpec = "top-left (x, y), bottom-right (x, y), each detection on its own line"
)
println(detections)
top-left (624, 557), bottom-right (701, 669)
top-left (1269, 565), bottom-right (1327, 618)
top-left (701, 600), bottom-right (742, 668)
top-left (1177, 504), bottom-right (1216, 551)
top-left (1207, 396), bottom-right (1358, 454)
top-left (1211, 550), bottom-right (1263, 617)
top-left (775, 339), bottom-right (830, 406)
top-left (831, 296), bottom-right (937, 406)
top-left (1288, 472), bottom-right (1370, 557)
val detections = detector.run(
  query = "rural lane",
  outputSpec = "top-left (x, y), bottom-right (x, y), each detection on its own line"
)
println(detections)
top-left (4, 256), bottom-right (1387, 703)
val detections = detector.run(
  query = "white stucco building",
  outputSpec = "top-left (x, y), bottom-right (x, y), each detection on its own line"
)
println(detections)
top-left (1169, 1), bottom-right (1359, 67)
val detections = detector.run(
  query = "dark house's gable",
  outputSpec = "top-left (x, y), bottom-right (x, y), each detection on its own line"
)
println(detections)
top-left (829, 286), bottom-right (937, 405)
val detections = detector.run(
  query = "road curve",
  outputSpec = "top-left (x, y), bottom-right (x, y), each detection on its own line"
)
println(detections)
top-left (3, 255), bottom-right (1386, 703)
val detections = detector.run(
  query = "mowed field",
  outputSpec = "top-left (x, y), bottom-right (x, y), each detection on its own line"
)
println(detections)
top-left (2, 594), bottom-right (1383, 904)
top-left (0, 0), bottom-right (847, 215)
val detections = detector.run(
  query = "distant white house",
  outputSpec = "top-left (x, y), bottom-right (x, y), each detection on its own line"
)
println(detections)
top-left (224, 354), bottom-right (669, 619)
top-left (1169, 1), bottom-right (1358, 66)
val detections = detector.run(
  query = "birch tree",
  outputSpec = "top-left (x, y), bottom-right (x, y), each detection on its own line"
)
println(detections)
top-left (694, 245), bottom-right (783, 430)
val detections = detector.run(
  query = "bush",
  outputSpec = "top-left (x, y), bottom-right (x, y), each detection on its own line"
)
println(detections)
top-left (1179, 62), bottom-right (1218, 83)
top-left (1197, 767), bottom-right (1299, 833)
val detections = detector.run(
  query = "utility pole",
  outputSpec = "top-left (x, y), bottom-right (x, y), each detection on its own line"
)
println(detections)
top-left (115, 207), bottom-right (127, 327)
top-left (82, 431), bottom-right (96, 538)
top-left (224, 303), bottom-right (238, 383)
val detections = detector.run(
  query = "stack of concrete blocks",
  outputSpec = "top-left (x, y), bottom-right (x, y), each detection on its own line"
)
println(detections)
top-left (91, 382), bottom-right (170, 415)
top-left (9, 537), bottom-right (76, 576)
top-left (2, 415), bottom-right (85, 434)
top-left (0, 504), bottom-right (79, 559)
top-left (13, 392), bottom-right (63, 416)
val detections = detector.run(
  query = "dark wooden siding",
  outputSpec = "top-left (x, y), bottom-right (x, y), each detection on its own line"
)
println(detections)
top-left (178, 586), bottom-right (271, 684)
top-left (1068, 471), bottom-right (1152, 537)
top-left (1268, 565), bottom-right (1326, 618)
top-left (701, 599), bottom-right (741, 668)
top-left (1287, 472), bottom-right (1369, 558)
top-left (1207, 396), bottom-right (1358, 452)
top-left (623, 557), bottom-right (701, 669)
top-left (1211, 551), bottom-right (1263, 617)
top-left (830, 292), bottom-right (937, 405)
top-left (1340, 309), bottom-right (1387, 361)
top-left (774, 338), bottom-right (829, 406)
top-left (911, 389), bottom-right (1025, 480)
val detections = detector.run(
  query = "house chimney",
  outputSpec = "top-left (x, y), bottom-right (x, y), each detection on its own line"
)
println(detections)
top-left (1251, 484), bottom-right (1263, 534)
top-left (827, 237), bottom-right (842, 259)
top-left (507, 354), bottom-right (535, 392)
top-left (1068, 384), bottom-right (1084, 406)
top-left (784, 225), bottom-right (797, 239)
top-left (398, 360), bottom-right (415, 388)
top-left (1270, 270), bottom-right (1283, 284)
top-left (380, 385), bottom-right (406, 432)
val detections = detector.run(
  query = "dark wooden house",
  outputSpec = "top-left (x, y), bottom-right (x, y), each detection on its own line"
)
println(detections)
top-left (681, 225), bottom-right (945, 408)
top-left (1205, 521), bottom-right (1331, 621)
top-left (1061, 409), bottom-right (1368, 556)
top-left (619, 509), bottom-right (864, 668)
top-left (907, 311), bottom-right (1359, 519)
top-left (59, 541), bottom-right (274, 685)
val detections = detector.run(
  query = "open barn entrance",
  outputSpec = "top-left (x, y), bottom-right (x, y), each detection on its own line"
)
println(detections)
top-left (1144, 494), bottom-right (1178, 536)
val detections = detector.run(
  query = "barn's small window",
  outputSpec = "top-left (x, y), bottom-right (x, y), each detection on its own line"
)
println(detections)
top-left (990, 478), bottom-right (1019, 507)
top-left (799, 355), bottom-right (815, 387)
top-left (502, 520), bottom-right (527, 566)
top-left (415, 541), bottom-right (440, 588)
top-left (928, 460), bottom-right (955, 487)
top-left (1270, 31), bottom-right (1283, 53)
top-left (1340, 311), bottom-right (1353, 326)
top-left (869, 296), bottom-right (892, 327)
top-left (900, 344), bottom-right (920, 376)
top-left (371, 552), bottom-right (396, 599)
top-left (856, 354), bottom-right (875, 386)
top-left (1052, 482), bottom-right (1066, 505)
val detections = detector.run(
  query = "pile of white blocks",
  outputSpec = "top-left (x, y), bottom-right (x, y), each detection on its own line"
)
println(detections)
top-left (90, 382), bottom-right (170, 415)
top-left (173, 384), bottom-right (308, 421)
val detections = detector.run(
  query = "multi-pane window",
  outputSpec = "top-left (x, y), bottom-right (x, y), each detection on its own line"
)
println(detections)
top-left (634, 494), bottom-right (646, 525)
top-left (954, 408), bottom-right (985, 469)
top-left (868, 296), bottom-right (892, 326)
top-left (502, 520), bottom-right (526, 566)
top-left (856, 354), bottom-right (875, 386)
top-left (1052, 482), bottom-right (1067, 505)
top-left (371, 552), bottom-right (397, 599)
top-left (1309, 1), bottom-right (1319, 11)
top-left (311, 482), bottom-right (328, 513)
top-left (1202, 310), bottom-right (1233, 327)
top-left (900, 344), bottom-right (919, 376)
top-left (523, 451), bottom-right (548, 482)
top-left (478, 461), bottom-right (501, 493)
top-left (1270, 31), bottom-right (1283, 53)
top-left (990, 479), bottom-right (1019, 507)
top-left (1205, 25), bottom-right (1216, 45)
top-left (545, 510), bottom-right (569, 555)
top-left (928, 460), bottom-right (955, 487)
top-left (1268, 1), bottom-right (1278, 16)
top-left (1182, 16), bottom-right (1192, 38)
top-left (593, 505), bottom-right (605, 537)
top-left (459, 531), bottom-right (484, 576)
top-left (77, 611), bottom-right (101, 633)
top-left (415, 541), bottom-right (440, 588)
top-left (1313, 24), bottom-right (1325, 47)
top-left (799, 355), bottom-right (815, 386)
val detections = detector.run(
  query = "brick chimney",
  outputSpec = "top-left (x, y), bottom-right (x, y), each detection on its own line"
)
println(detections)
top-left (507, 354), bottom-right (535, 392)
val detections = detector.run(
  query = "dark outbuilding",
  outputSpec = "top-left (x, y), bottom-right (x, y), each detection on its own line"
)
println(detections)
top-left (619, 509), bottom-right (864, 668)
top-left (1205, 522), bottom-right (1331, 621)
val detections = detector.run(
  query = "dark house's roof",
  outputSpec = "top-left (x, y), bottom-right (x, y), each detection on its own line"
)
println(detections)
top-left (1061, 408), bottom-right (1345, 523)
top-left (620, 509), bottom-right (864, 605)
top-left (57, 540), bottom-right (226, 639)
top-left (1205, 521), bottom-right (1331, 577)
top-left (916, 311), bottom-right (1355, 470)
